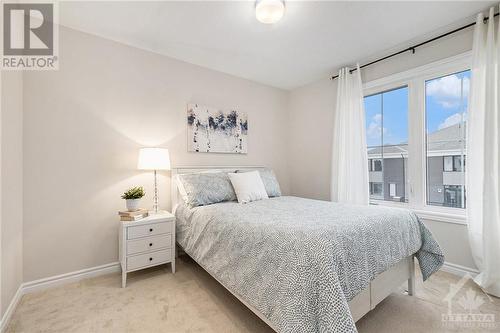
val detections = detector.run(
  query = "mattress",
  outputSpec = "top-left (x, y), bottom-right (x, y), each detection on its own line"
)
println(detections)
top-left (175, 196), bottom-right (444, 333)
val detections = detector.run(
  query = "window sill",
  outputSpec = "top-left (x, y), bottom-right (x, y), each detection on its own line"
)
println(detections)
top-left (413, 209), bottom-right (466, 225)
top-left (370, 200), bottom-right (467, 225)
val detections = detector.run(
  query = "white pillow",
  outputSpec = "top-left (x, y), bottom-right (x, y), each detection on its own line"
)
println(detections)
top-left (228, 171), bottom-right (269, 204)
top-left (175, 174), bottom-right (189, 203)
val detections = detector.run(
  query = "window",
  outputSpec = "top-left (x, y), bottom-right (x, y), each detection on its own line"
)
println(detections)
top-left (363, 53), bottom-right (470, 215)
top-left (370, 182), bottom-right (383, 198)
top-left (443, 155), bottom-right (465, 172)
top-left (444, 185), bottom-right (465, 208)
top-left (389, 183), bottom-right (397, 197)
top-left (368, 159), bottom-right (383, 172)
top-left (365, 86), bottom-right (409, 202)
top-left (426, 70), bottom-right (469, 209)
top-left (454, 155), bottom-right (465, 172)
top-left (443, 156), bottom-right (453, 172)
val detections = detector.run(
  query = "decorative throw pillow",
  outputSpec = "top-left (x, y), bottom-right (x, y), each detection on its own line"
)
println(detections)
top-left (236, 168), bottom-right (282, 197)
top-left (228, 171), bottom-right (269, 204)
top-left (177, 172), bottom-right (237, 207)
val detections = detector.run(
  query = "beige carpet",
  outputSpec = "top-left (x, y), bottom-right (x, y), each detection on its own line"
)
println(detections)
top-left (7, 256), bottom-right (500, 333)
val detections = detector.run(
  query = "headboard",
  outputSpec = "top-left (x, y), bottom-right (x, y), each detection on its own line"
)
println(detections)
top-left (170, 166), bottom-right (266, 213)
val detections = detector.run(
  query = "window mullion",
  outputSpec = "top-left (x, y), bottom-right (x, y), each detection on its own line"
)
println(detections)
top-left (407, 78), bottom-right (426, 209)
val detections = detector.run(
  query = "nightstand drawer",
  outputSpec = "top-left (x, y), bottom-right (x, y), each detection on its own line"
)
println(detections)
top-left (127, 221), bottom-right (171, 239)
top-left (127, 249), bottom-right (172, 271)
top-left (127, 234), bottom-right (172, 255)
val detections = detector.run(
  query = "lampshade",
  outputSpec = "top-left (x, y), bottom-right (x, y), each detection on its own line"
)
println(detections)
top-left (138, 148), bottom-right (171, 170)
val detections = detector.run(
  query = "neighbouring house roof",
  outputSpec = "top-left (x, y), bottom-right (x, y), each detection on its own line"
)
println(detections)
top-left (368, 123), bottom-right (467, 158)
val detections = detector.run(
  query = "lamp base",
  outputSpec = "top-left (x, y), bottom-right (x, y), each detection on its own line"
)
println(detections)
top-left (153, 169), bottom-right (159, 214)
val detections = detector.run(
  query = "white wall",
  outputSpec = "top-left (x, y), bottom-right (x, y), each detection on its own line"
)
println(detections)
top-left (288, 78), bottom-right (335, 201)
top-left (288, 28), bottom-right (477, 270)
top-left (1, 71), bottom-right (23, 317)
top-left (22, 26), bottom-right (290, 282)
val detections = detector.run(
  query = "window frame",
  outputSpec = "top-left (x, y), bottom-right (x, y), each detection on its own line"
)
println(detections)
top-left (363, 52), bottom-right (470, 225)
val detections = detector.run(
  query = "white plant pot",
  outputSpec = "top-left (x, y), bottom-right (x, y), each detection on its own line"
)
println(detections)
top-left (126, 199), bottom-right (140, 211)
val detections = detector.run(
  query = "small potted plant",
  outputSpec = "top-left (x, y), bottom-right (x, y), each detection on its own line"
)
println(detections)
top-left (121, 186), bottom-right (145, 211)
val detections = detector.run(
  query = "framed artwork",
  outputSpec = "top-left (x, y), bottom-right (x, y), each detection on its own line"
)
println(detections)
top-left (187, 103), bottom-right (248, 154)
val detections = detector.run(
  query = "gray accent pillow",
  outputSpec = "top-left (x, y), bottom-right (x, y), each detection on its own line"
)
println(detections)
top-left (177, 172), bottom-right (237, 207)
top-left (236, 168), bottom-right (281, 197)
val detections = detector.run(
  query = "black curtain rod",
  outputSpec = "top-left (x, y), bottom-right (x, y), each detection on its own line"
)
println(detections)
top-left (330, 12), bottom-right (499, 80)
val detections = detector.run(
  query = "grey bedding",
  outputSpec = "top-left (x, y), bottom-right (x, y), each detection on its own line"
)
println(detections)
top-left (175, 196), bottom-right (444, 333)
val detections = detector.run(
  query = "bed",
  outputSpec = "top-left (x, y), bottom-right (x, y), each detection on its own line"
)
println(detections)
top-left (171, 166), bottom-right (444, 333)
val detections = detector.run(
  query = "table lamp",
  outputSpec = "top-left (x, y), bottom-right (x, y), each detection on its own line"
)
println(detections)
top-left (138, 148), bottom-right (171, 213)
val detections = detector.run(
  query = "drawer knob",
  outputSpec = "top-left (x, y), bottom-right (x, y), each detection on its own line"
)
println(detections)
top-left (149, 257), bottom-right (153, 261)
top-left (149, 243), bottom-right (153, 247)
top-left (149, 228), bottom-right (153, 232)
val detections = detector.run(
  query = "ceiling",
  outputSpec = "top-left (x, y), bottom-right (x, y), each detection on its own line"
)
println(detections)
top-left (59, 1), bottom-right (495, 90)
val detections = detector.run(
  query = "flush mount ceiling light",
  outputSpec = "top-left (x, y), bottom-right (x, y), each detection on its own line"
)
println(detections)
top-left (255, 0), bottom-right (285, 24)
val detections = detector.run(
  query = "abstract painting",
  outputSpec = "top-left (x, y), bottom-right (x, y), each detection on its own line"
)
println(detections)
top-left (187, 104), bottom-right (248, 154)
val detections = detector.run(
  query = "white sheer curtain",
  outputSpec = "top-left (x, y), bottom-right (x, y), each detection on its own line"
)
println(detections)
top-left (331, 65), bottom-right (369, 205)
top-left (467, 6), bottom-right (500, 297)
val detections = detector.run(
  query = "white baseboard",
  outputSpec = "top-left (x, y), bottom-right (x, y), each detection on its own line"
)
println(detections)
top-left (0, 262), bottom-right (120, 332)
top-left (0, 285), bottom-right (23, 333)
top-left (22, 262), bottom-right (120, 294)
top-left (441, 261), bottom-right (479, 278)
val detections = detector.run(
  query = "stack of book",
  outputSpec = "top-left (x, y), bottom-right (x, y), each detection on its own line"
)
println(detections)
top-left (119, 209), bottom-right (148, 221)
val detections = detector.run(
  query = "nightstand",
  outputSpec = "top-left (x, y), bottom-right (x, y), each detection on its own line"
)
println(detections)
top-left (119, 211), bottom-right (175, 287)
